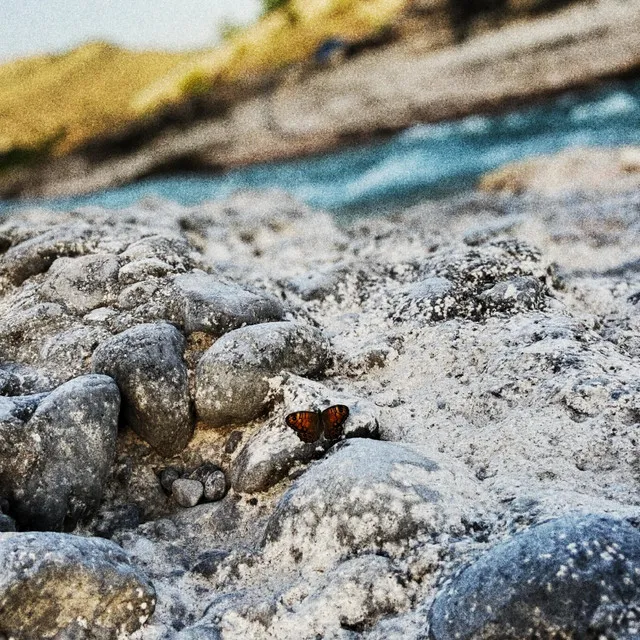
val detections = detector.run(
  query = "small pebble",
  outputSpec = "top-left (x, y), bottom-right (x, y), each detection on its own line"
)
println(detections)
top-left (172, 479), bottom-right (204, 508)
top-left (224, 430), bottom-right (243, 454)
top-left (190, 463), bottom-right (227, 502)
top-left (159, 466), bottom-right (182, 493)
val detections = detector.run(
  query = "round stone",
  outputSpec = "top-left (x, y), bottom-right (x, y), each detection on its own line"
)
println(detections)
top-left (172, 479), bottom-right (204, 508)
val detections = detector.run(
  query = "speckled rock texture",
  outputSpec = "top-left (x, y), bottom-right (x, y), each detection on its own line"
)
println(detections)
top-left (2, 188), bottom-right (640, 638)
top-left (0, 375), bottom-right (119, 531)
top-left (173, 272), bottom-right (284, 335)
top-left (92, 322), bottom-right (193, 457)
top-left (0, 531), bottom-right (155, 639)
top-left (195, 321), bottom-right (330, 427)
top-left (263, 438), bottom-right (490, 568)
top-left (429, 514), bottom-right (640, 639)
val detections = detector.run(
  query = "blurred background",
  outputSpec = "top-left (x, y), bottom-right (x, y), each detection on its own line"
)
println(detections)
top-left (1, 0), bottom-right (640, 216)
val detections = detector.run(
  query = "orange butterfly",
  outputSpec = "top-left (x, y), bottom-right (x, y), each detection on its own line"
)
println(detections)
top-left (285, 405), bottom-right (350, 443)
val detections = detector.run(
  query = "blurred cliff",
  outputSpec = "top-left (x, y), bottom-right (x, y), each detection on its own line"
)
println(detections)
top-left (1, 0), bottom-right (640, 200)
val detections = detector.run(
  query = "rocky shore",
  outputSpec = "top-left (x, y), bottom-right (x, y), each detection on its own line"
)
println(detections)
top-left (2, 186), bottom-right (640, 637)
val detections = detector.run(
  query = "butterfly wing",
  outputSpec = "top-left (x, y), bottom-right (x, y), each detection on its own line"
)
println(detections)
top-left (285, 411), bottom-right (322, 443)
top-left (321, 404), bottom-right (350, 440)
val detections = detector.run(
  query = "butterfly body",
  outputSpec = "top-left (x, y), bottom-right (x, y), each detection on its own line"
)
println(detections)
top-left (285, 405), bottom-right (349, 443)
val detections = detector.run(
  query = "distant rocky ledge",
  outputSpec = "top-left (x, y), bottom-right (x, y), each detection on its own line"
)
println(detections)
top-left (2, 0), bottom-right (640, 201)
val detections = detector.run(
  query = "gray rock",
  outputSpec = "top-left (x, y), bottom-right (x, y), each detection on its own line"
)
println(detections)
top-left (121, 234), bottom-right (195, 268)
top-left (404, 276), bottom-right (456, 302)
top-left (39, 324), bottom-right (112, 382)
top-left (173, 271), bottom-right (284, 335)
top-left (0, 375), bottom-right (120, 531)
top-left (286, 264), bottom-right (352, 301)
top-left (0, 363), bottom-right (53, 396)
top-left (195, 321), bottom-right (329, 427)
top-left (263, 439), bottom-right (489, 567)
top-left (173, 479), bottom-right (204, 508)
top-left (40, 253), bottom-right (121, 314)
top-left (186, 555), bottom-right (407, 639)
top-left (190, 464), bottom-right (227, 502)
top-left (84, 306), bottom-right (118, 323)
top-left (463, 215), bottom-right (524, 246)
top-left (395, 276), bottom-right (459, 324)
top-left (231, 376), bottom-right (379, 494)
top-left (92, 322), bottom-right (193, 456)
top-left (230, 416), bottom-right (325, 495)
top-left (159, 466), bottom-right (182, 492)
top-left (0, 302), bottom-right (72, 357)
top-left (117, 280), bottom-right (159, 311)
top-left (271, 555), bottom-right (410, 637)
top-left (0, 514), bottom-right (15, 532)
top-left (478, 275), bottom-right (546, 314)
top-left (428, 514), bottom-right (640, 640)
top-left (94, 504), bottom-right (141, 539)
top-left (0, 531), bottom-right (155, 638)
top-left (0, 226), bottom-right (96, 289)
top-left (119, 463), bottom-right (169, 520)
top-left (118, 257), bottom-right (173, 284)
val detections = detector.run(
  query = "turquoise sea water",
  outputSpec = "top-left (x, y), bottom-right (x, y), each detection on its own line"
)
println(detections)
top-left (3, 78), bottom-right (640, 217)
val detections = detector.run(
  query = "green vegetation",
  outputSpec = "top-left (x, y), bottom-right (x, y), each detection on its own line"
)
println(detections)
top-left (262, 0), bottom-right (291, 15)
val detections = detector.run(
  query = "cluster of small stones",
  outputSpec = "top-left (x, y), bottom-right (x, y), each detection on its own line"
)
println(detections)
top-left (1, 189), bottom-right (640, 638)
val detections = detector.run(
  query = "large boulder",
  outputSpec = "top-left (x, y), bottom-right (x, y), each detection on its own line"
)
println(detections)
top-left (173, 272), bottom-right (284, 335)
top-left (195, 322), bottom-right (329, 427)
top-left (263, 439), bottom-right (490, 569)
top-left (92, 322), bottom-right (193, 456)
top-left (40, 253), bottom-right (121, 314)
top-left (0, 531), bottom-right (155, 639)
top-left (0, 375), bottom-right (120, 531)
top-left (0, 226), bottom-right (96, 290)
top-left (428, 514), bottom-right (640, 639)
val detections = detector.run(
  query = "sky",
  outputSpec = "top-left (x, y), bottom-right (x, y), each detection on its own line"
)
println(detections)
top-left (0, 0), bottom-right (262, 62)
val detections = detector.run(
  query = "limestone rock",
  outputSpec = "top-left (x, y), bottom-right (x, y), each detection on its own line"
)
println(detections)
top-left (428, 514), bottom-right (640, 639)
top-left (92, 322), bottom-right (193, 456)
top-left (173, 479), bottom-right (204, 508)
top-left (195, 322), bottom-right (329, 427)
top-left (263, 439), bottom-right (490, 568)
top-left (0, 226), bottom-right (96, 289)
top-left (0, 531), bottom-right (155, 639)
top-left (0, 375), bottom-right (120, 531)
top-left (40, 253), bottom-right (121, 314)
top-left (190, 464), bottom-right (227, 502)
top-left (173, 272), bottom-right (284, 335)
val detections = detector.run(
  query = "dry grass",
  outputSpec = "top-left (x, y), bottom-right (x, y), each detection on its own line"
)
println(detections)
top-left (134, 0), bottom-right (409, 113)
top-left (0, 42), bottom-right (189, 158)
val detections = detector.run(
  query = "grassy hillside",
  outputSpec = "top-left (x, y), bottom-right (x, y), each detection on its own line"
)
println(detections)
top-left (0, 0), bottom-right (409, 169)
top-left (0, 42), bottom-right (190, 162)
top-left (133, 0), bottom-right (410, 114)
